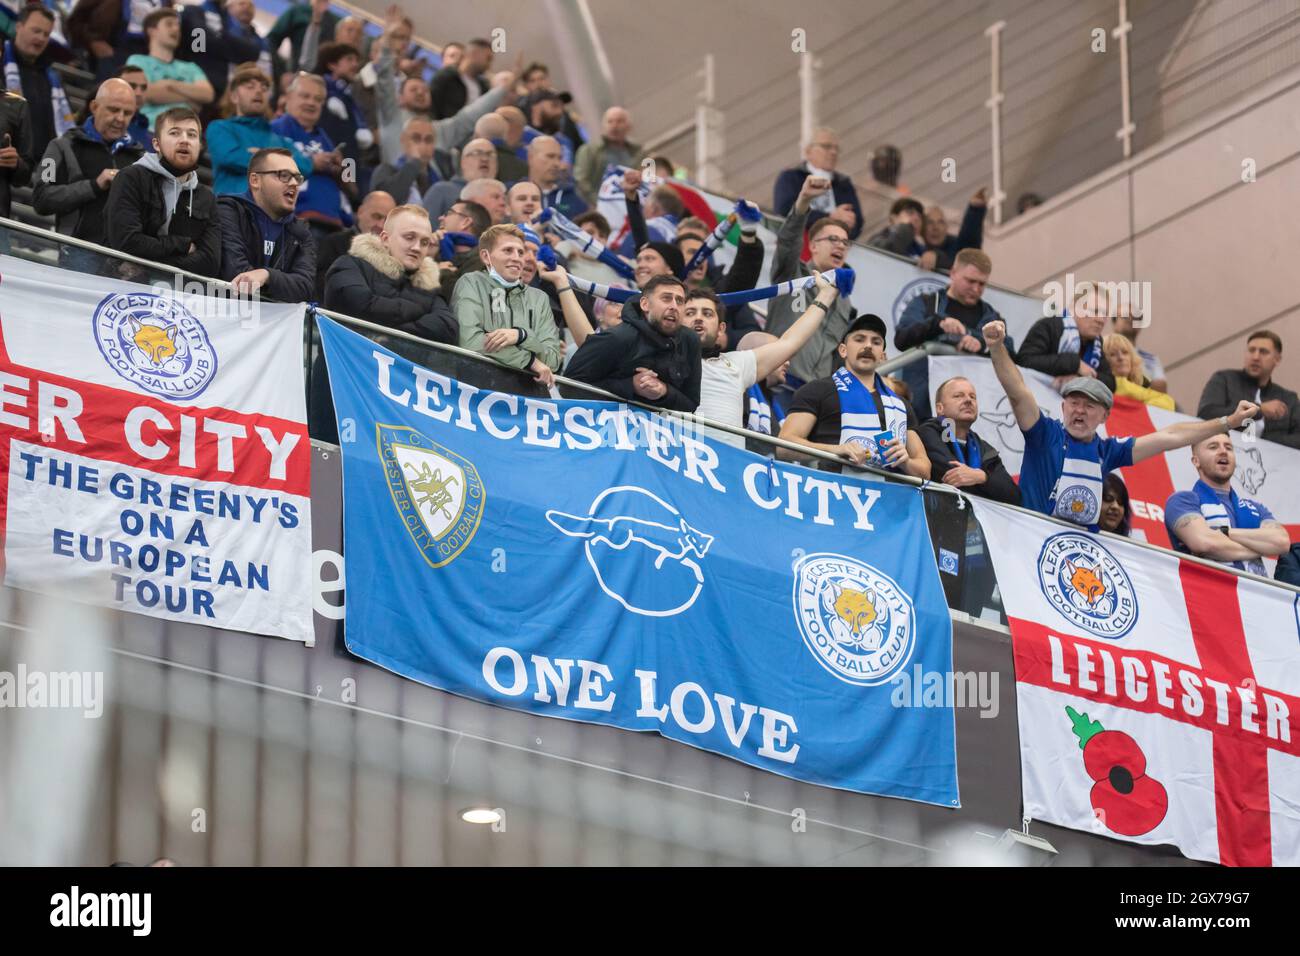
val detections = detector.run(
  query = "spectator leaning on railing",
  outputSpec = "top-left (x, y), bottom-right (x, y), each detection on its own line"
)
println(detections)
top-left (453, 223), bottom-right (563, 388)
top-left (33, 77), bottom-right (143, 248)
top-left (1165, 431), bottom-right (1290, 575)
top-left (217, 147), bottom-right (316, 303)
top-left (205, 65), bottom-right (311, 197)
top-left (324, 203), bottom-right (455, 343)
top-left (564, 273), bottom-right (702, 412)
top-left (778, 313), bottom-right (930, 478)
top-left (894, 248), bottom-right (1003, 420)
top-left (918, 376), bottom-right (1020, 504)
top-left (772, 126), bottom-right (862, 241)
top-left (982, 319), bottom-right (1260, 532)
top-left (1198, 331), bottom-right (1300, 449)
top-left (766, 175), bottom-right (855, 390)
top-left (105, 106), bottom-right (220, 277)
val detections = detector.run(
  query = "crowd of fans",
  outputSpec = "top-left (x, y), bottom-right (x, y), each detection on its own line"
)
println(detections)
top-left (0, 0), bottom-right (1297, 583)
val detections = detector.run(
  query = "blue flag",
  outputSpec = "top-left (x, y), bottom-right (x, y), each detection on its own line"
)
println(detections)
top-left (319, 317), bottom-right (959, 804)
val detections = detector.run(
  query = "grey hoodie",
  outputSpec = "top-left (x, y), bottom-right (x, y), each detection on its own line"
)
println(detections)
top-left (135, 152), bottom-right (199, 234)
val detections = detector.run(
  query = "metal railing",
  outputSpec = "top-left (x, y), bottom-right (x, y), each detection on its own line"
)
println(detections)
top-left (2, 214), bottom-right (1296, 607)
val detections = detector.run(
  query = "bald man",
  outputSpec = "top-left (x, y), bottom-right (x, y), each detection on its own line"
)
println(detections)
top-left (314, 188), bottom-right (396, 300)
top-left (529, 134), bottom-right (587, 217)
top-left (475, 112), bottom-right (528, 182)
top-left (574, 105), bottom-right (644, 204)
top-left (422, 136), bottom-right (500, 219)
top-left (33, 78), bottom-right (146, 249)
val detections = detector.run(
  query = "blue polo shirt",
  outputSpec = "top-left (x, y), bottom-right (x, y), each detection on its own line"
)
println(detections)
top-left (1018, 414), bottom-right (1134, 529)
top-left (1165, 488), bottom-right (1275, 576)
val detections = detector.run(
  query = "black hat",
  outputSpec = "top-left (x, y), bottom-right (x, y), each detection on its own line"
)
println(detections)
top-left (642, 241), bottom-right (685, 278)
top-left (522, 90), bottom-right (565, 111)
top-left (841, 313), bottom-right (887, 343)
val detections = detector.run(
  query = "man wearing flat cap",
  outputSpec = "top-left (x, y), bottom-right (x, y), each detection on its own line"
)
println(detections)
top-left (983, 320), bottom-right (1260, 531)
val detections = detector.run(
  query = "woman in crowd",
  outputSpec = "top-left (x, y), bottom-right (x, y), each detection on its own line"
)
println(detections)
top-left (1103, 333), bottom-right (1175, 410)
top-left (1099, 472), bottom-right (1133, 536)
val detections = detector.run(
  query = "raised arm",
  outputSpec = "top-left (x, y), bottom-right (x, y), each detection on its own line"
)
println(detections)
top-left (983, 319), bottom-right (1040, 431)
top-left (752, 273), bottom-right (837, 380)
top-left (538, 263), bottom-right (594, 348)
top-left (1131, 401), bottom-right (1259, 463)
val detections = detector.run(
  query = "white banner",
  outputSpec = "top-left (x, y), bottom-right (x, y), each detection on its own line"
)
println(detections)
top-left (0, 256), bottom-right (313, 643)
top-left (970, 496), bottom-right (1300, 866)
top-left (928, 355), bottom-right (1300, 548)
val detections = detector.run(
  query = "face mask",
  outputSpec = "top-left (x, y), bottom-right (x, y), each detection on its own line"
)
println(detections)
top-left (488, 266), bottom-right (521, 288)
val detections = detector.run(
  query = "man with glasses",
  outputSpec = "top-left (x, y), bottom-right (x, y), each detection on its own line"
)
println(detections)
top-left (766, 175), bottom-right (857, 391)
top-left (772, 127), bottom-right (863, 240)
top-left (206, 65), bottom-right (312, 196)
top-left (422, 135), bottom-right (496, 220)
top-left (217, 147), bottom-right (315, 301)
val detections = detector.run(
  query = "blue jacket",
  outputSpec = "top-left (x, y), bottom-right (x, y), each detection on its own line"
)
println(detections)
top-left (207, 115), bottom-right (312, 196)
top-left (270, 114), bottom-right (349, 228)
top-left (772, 166), bottom-right (863, 240)
top-left (894, 289), bottom-right (1005, 419)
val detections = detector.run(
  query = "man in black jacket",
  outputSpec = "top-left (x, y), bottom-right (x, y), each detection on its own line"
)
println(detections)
top-left (563, 274), bottom-right (702, 412)
top-left (428, 38), bottom-right (491, 119)
top-left (323, 203), bottom-right (454, 342)
top-left (105, 106), bottom-right (221, 276)
top-left (1017, 280), bottom-right (1116, 393)
top-left (34, 78), bottom-right (144, 246)
top-left (313, 188), bottom-right (395, 300)
top-left (0, 87), bottom-right (32, 222)
top-left (918, 376), bottom-right (1020, 504)
top-left (1198, 330), bottom-right (1300, 448)
top-left (217, 147), bottom-right (315, 302)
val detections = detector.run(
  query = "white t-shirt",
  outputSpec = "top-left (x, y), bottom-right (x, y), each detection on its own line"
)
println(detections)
top-left (697, 351), bottom-right (758, 448)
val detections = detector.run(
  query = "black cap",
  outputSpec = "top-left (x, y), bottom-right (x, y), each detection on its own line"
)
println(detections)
top-left (642, 241), bottom-right (685, 277)
top-left (841, 313), bottom-right (887, 343)
top-left (523, 90), bottom-right (565, 111)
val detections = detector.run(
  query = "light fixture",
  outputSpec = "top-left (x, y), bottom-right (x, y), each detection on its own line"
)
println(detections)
top-left (460, 807), bottom-right (502, 825)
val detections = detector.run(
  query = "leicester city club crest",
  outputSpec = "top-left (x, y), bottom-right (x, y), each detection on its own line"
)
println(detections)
top-left (1054, 485), bottom-right (1100, 525)
top-left (793, 553), bottom-right (915, 686)
top-left (377, 423), bottom-right (484, 568)
top-left (92, 291), bottom-right (218, 400)
top-left (1037, 532), bottom-right (1138, 639)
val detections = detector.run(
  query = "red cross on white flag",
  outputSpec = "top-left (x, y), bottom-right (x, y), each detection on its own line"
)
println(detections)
top-left (970, 497), bottom-right (1300, 866)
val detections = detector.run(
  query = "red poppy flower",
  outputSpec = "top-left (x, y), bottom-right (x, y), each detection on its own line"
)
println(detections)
top-left (1082, 729), bottom-right (1168, 836)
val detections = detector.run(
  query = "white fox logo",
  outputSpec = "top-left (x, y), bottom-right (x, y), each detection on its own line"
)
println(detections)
top-left (546, 511), bottom-right (713, 571)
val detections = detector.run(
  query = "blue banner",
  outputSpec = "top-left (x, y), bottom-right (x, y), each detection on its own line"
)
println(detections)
top-left (319, 317), bottom-right (959, 805)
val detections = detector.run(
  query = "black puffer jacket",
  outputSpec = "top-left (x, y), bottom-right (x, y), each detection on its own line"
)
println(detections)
top-left (323, 233), bottom-right (456, 343)
top-left (563, 298), bottom-right (702, 411)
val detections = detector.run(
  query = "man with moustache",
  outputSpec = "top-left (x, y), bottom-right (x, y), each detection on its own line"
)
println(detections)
top-left (106, 106), bottom-right (220, 277)
top-left (218, 146), bottom-right (315, 302)
top-left (918, 376), bottom-right (1020, 503)
top-left (564, 273), bottom-right (702, 412)
top-left (779, 313), bottom-right (930, 477)
top-left (1165, 431), bottom-right (1290, 576)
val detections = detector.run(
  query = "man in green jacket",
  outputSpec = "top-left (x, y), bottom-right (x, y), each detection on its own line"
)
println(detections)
top-left (453, 223), bottom-right (563, 387)
top-left (573, 106), bottom-right (643, 205)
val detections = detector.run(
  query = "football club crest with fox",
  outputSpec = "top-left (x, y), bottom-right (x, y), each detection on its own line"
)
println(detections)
top-left (92, 291), bottom-right (218, 400)
top-left (1037, 532), bottom-right (1138, 638)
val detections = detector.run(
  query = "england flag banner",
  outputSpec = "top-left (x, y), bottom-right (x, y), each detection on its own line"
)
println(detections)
top-left (970, 497), bottom-right (1300, 865)
top-left (929, 355), bottom-right (1300, 547)
top-left (319, 316), bottom-right (958, 802)
top-left (0, 256), bottom-right (313, 643)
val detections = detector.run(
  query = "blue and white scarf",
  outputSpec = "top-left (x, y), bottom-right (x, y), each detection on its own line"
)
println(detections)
top-left (1059, 308), bottom-right (1102, 370)
top-left (745, 383), bottom-right (786, 435)
top-left (120, 0), bottom-right (155, 41)
top-left (833, 367), bottom-right (908, 468)
top-left (438, 230), bottom-right (476, 262)
top-left (324, 74), bottom-right (373, 150)
top-left (79, 114), bottom-right (133, 153)
top-left (3, 40), bottom-right (73, 137)
top-left (945, 423), bottom-right (983, 469)
top-left (1047, 432), bottom-right (1105, 528)
top-left (1193, 478), bottom-right (1265, 574)
top-left (534, 206), bottom-right (634, 280)
top-left (565, 266), bottom-right (856, 307)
